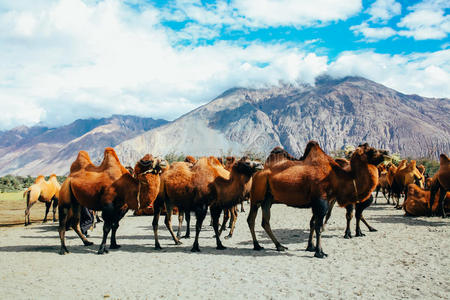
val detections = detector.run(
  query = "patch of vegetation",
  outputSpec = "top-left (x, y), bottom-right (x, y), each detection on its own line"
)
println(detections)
top-left (0, 175), bottom-right (66, 193)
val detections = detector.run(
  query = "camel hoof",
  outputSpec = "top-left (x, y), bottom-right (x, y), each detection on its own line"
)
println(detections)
top-left (109, 244), bottom-right (121, 249)
top-left (369, 227), bottom-right (377, 232)
top-left (344, 232), bottom-right (352, 239)
top-left (224, 234), bottom-right (232, 240)
top-left (314, 250), bottom-right (328, 258)
top-left (191, 247), bottom-right (200, 252)
top-left (253, 244), bottom-right (264, 251)
top-left (305, 244), bottom-right (315, 252)
top-left (42, 220), bottom-right (47, 224)
top-left (216, 244), bottom-right (227, 250)
top-left (182, 235), bottom-right (190, 239)
top-left (175, 240), bottom-right (182, 245)
top-left (154, 244), bottom-right (162, 250)
top-left (355, 232), bottom-right (365, 237)
top-left (97, 247), bottom-right (108, 254)
top-left (83, 240), bottom-right (94, 246)
top-left (276, 245), bottom-right (288, 251)
top-left (59, 248), bottom-right (69, 255)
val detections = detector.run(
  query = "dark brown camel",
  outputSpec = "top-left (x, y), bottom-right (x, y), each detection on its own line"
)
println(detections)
top-left (152, 156), bottom-right (230, 251)
top-left (58, 148), bottom-right (164, 254)
top-left (248, 142), bottom-right (386, 258)
top-left (429, 154), bottom-right (450, 217)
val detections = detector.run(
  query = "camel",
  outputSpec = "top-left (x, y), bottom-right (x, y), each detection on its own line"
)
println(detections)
top-left (248, 142), bottom-right (387, 258)
top-left (23, 174), bottom-right (61, 226)
top-left (324, 156), bottom-right (379, 239)
top-left (58, 148), bottom-right (164, 254)
top-left (374, 164), bottom-right (391, 204)
top-left (209, 157), bottom-right (263, 249)
top-left (152, 156), bottom-right (230, 251)
top-left (391, 160), bottom-right (423, 209)
top-left (405, 183), bottom-right (450, 216)
top-left (429, 154), bottom-right (450, 217)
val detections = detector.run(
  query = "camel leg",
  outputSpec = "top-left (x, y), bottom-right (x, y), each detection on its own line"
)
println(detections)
top-left (247, 203), bottom-right (263, 250)
top-left (70, 203), bottom-right (93, 247)
top-left (323, 199), bottom-right (336, 230)
top-left (356, 196), bottom-right (377, 236)
top-left (110, 210), bottom-right (127, 249)
top-left (191, 204), bottom-right (208, 252)
top-left (43, 201), bottom-right (51, 223)
top-left (24, 200), bottom-right (36, 226)
top-left (58, 205), bottom-right (70, 255)
top-left (312, 198), bottom-right (329, 258)
top-left (177, 209), bottom-right (184, 239)
top-left (429, 181), bottom-right (440, 216)
top-left (225, 207), bottom-right (238, 239)
top-left (261, 199), bottom-right (287, 251)
top-left (306, 214), bottom-right (315, 252)
top-left (152, 205), bottom-right (162, 250)
top-left (218, 209), bottom-right (230, 236)
top-left (164, 204), bottom-right (182, 245)
top-left (344, 205), bottom-right (353, 239)
top-left (240, 202), bottom-right (245, 213)
top-left (184, 211), bottom-right (191, 238)
top-left (211, 206), bottom-right (226, 250)
top-left (374, 186), bottom-right (380, 204)
top-left (98, 203), bottom-right (116, 254)
top-left (438, 186), bottom-right (447, 218)
top-left (228, 206), bottom-right (237, 228)
top-left (52, 197), bottom-right (58, 222)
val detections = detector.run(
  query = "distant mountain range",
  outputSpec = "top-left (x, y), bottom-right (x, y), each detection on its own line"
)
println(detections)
top-left (0, 115), bottom-right (168, 175)
top-left (1, 76), bottom-right (449, 175)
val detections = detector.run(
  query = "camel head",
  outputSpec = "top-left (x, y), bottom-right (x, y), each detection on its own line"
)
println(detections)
top-left (135, 154), bottom-right (168, 176)
top-left (356, 143), bottom-right (389, 166)
top-left (235, 156), bottom-right (264, 177)
top-left (125, 166), bottom-right (134, 176)
top-left (440, 154), bottom-right (449, 166)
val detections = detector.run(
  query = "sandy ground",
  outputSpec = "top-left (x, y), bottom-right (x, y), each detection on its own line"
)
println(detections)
top-left (0, 197), bottom-right (449, 300)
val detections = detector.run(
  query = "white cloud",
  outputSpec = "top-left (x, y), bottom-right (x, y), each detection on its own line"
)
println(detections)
top-left (351, 22), bottom-right (397, 41)
top-left (166, 0), bottom-right (362, 29)
top-left (328, 50), bottom-right (450, 98)
top-left (0, 0), bottom-right (448, 131)
top-left (397, 0), bottom-right (450, 40)
top-left (366, 0), bottom-right (402, 23)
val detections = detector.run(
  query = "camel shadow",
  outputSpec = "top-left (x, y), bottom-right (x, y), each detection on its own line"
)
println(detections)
top-left (371, 214), bottom-right (448, 227)
top-left (0, 244), bottom-right (98, 254)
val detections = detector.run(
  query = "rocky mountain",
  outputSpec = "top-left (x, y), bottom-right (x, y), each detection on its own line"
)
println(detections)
top-left (115, 76), bottom-right (449, 165)
top-left (0, 115), bottom-right (168, 175)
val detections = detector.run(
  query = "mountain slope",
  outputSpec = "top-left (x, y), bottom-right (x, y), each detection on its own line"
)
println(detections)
top-left (0, 115), bottom-right (168, 175)
top-left (115, 76), bottom-right (449, 165)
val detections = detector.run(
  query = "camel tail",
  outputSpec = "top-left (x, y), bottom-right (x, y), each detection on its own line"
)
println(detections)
top-left (23, 188), bottom-right (31, 199)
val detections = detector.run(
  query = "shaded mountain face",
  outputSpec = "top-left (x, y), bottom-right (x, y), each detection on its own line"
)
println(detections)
top-left (115, 76), bottom-right (449, 166)
top-left (0, 115), bottom-right (168, 175)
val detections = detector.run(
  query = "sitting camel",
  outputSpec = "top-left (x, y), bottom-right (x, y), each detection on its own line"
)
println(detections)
top-left (429, 154), bottom-right (450, 217)
top-left (405, 183), bottom-right (450, 216)
top-left (58, 148), bottom-right (165, 254)
top-left (248, 142), bottom-right (387, 258)
top-left (23, 174), bottom-right (61, 226)
top-left (391, 160), bottom-right (423, 209)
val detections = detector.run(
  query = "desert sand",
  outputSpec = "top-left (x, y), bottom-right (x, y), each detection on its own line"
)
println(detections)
top-left (0, 199), bottom-right (449, 299)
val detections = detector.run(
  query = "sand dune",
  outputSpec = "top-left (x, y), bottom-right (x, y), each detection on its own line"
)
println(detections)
top-left (0, 200), bottom-right (448, 299)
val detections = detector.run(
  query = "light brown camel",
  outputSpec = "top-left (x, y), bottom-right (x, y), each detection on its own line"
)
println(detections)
top-left (392, 160), bottom-right (423, 209)
top-left (152, 156), bottom-right (231, 251)
top-left (405, 183), bottom-right (450, 216)
top-left (374, 163), bottom-right (391, 204)
top-left (429, 154), bottom-right (450, 217)
top-left (248, 142), bottom-right (387, 258)
top-left (58, 148), bottom-right (163, 254)
top-left (24, 174), bottom-right (61, 226)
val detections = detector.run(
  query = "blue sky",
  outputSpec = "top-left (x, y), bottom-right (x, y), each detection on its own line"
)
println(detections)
top-left (0, 0), bottom-right (448, 129)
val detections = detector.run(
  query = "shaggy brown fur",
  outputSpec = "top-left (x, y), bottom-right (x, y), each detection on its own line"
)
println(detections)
top-left (392, 160), bottom-right (423, 208)
top-left (58, 148), bottom-right (162, 255)
top-left (429, 154), bottom-right (450, 217)
top-left (23, 174), bottom-right (61, 226)
top-left (152, 156), bottom-right (233, 251)
top-left (248, 142), bottom-right (386, 258)
top-left (405, 183), bottom-right (450, 216)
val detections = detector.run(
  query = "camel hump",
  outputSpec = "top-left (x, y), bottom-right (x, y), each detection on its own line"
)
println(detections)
top-left (184, 155), bottom-right (197, 164)
top-left (49, 174), bottom-right (57, 178)
top-left (71, 150), bottom-right (93, 173)
top-left (35, 175), bottom-right (45, 183)
top-left (103, 147), bottom-right (121, 163)
top-left (440, 154), bottom-right (449, 165)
